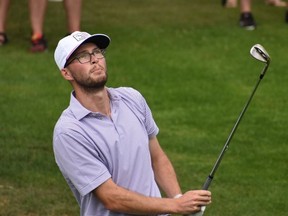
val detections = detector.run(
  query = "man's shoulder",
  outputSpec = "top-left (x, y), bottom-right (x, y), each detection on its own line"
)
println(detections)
top-left (53, 109), bottom-right (79, 133)
top-left (110, 87), bottom-right (144, 105)
top-left (111, 87), bottom-right (141, 97)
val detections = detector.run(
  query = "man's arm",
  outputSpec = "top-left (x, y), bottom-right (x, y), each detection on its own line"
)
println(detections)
top-left (92, 136), bottom-right (211, 215)
top-left (93, 178), bottom-right (211, 215)
top-left (93, 178), bottom-right (177, 215)
top-left (149, 136), bottom-right (182, 198)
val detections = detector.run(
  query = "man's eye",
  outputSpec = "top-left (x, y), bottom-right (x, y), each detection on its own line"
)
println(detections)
top-left (93, 49), bottom-right (101, 55)
top-left (78, 53), bottom-right (89, 60)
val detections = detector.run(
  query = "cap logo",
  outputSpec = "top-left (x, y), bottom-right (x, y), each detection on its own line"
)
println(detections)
top-left (73, 32), bottom-right (90, 42)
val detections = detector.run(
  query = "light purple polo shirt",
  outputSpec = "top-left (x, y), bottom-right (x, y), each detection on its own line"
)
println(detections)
top-left (53, 87), bottom-right (163, 216)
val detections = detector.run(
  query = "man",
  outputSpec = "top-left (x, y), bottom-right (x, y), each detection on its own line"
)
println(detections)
top-left (53, 31), bottom-right (212, 216)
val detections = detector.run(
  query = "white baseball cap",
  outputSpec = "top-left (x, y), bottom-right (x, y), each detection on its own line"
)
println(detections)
top-left (54, 31), bottom-right (110, 70)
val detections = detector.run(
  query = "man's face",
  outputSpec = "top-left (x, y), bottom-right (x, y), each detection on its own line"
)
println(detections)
top-left (64, 42), bottom-right (108, 90)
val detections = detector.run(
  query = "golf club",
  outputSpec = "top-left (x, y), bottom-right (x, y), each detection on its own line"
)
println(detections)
top-left (190, 44), bottom-right (270, 216)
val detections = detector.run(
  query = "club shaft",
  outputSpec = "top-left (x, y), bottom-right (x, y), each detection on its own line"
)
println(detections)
top-left (202, 65), bottom-right (268, 190)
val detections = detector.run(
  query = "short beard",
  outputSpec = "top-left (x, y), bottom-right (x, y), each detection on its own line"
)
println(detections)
top-left (75, 72), bottom-right (108, 93)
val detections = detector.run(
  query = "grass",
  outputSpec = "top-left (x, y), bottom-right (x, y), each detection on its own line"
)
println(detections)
top-left (0, 0), bottom-right (287, 215)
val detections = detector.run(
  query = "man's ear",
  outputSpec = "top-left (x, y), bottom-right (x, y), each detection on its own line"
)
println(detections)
top-left (61, 68), bottom-right (73, 81)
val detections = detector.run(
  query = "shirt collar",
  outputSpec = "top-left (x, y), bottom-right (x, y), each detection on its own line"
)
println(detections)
top-left (69, 88), bottom-right (121, 120)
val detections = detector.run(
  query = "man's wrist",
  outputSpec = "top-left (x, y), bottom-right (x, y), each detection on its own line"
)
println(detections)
top-left (173, 194), bottom-right (182, 199)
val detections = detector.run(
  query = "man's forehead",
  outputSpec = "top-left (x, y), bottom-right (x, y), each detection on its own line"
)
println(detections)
top-left (75, 42), bottom-right (98, 53)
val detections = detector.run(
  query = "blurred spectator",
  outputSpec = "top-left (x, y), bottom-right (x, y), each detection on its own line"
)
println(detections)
top-left (29, 0), bottom-right (48, 52)
top-left (64, 0), bottom-right (82, 33)
top-left (223, 0), bottom-right (286, 7)
top-left (222, 0), bottom-right (238, 8)
top-left (286, 4), bottom-right (288, 22)
top-left (266, 0), bottom-right (286, 7)
top-left (0, 0), bottom-right (11, 45)
top-left (222, 0), bottom-right (287, 30)
top-left (239, 0), bottom-right (256, 30)
top-left (0, 0), bottom-right (82, 52)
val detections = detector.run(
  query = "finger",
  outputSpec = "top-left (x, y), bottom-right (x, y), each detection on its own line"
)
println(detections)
top-left (197, 198), bottom-right (212, 206)
top-left (193, 195), bottom-right (212, 206)
top-left (185, 190), bottom-right (211, 197)
top-left (198, 190), bottom-right (211, 196)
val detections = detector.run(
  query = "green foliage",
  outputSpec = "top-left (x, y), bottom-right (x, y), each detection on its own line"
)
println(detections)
top-left (0, 0), bottom-right (287, 215)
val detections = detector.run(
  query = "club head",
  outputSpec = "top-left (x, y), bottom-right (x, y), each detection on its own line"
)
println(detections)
top-left (250, 44), bottom-right (270, 64)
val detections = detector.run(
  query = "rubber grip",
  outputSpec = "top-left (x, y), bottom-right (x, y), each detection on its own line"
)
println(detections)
top-left (202, 175), bottom-right (213, 190)
top-left (189, 206), bottom-right (206, 216)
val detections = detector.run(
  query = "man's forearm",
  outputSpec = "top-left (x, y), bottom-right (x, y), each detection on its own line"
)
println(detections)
top-left (94, 179), bottom-right (178, 215)
top-left (94, 179), bottom-right (211, 215)
top-left (153, 152), bottom-right (182, 198)
top-left (149, 137), bottom-right (182, 198)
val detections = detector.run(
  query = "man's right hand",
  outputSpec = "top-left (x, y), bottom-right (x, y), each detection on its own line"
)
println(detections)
top-left (174, 190), bottom-right (211, 214)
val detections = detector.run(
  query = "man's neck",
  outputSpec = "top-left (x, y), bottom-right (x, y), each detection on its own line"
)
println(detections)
top-left (74, 87), bottom-right (111, 116)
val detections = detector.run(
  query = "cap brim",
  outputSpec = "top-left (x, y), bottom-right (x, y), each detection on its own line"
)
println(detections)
top-left (84, 34), bottom-right (110, 50)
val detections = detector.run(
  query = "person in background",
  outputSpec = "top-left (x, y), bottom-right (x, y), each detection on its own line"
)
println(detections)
top-left (28, 0), bottom-right (48, 52)
top-left (239, 0), bottom-right (256, 30)
top-left (285, 3), bottom-right (288, 22)
top-left (222, 0), bottom-right (238, 8)
top-left (52, 31), bottom-right (212, 216)
top-left (222, 0), bottom-right (286, 7)
top-left (222, 0), bottom-right (287, 30)
top-left (266, 0), bottom-right (286, 6)
top-left (222, 0), bottom-right (257, 30)
top-left (0, 0), bottom-right (82, 52)
top-left (0, 0), bottom-right (9, 45)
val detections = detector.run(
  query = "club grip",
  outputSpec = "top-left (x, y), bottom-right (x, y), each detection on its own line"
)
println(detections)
top-left (202, 175), bottom-right (213, 190)
top-left (189, 206), bottom-right (206, 216)
top-left (187, 176), bottom-right (212, 216)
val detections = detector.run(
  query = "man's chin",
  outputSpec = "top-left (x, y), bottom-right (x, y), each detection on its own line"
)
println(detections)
top-left (89, 78), bottom-right (107, 89)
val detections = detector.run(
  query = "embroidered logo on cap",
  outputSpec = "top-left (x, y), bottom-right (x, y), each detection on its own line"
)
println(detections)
top-left (73, 32), bottom-right (90, 42)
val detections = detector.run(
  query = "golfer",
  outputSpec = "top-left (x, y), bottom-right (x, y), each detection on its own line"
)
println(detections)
top-left (53, 31), bottom-right (212, 216)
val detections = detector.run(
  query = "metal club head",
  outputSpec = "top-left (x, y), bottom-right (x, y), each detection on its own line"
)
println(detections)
top-left (250, 44), bottom-right (271, 79)
top-left (250, 44), bottom-right (270, 64)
